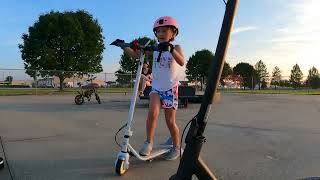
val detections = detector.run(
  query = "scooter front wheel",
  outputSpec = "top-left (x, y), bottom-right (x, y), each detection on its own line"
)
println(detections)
top-left (115, 159), bottom-right (127, 175)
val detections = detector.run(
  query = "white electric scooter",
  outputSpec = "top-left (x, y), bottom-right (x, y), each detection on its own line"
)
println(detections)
top-left (110, 39), bottom-right (173, 175)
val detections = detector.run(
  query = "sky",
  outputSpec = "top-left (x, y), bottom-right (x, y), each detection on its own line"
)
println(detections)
top-left (0, 0), bottom-right (319, 79)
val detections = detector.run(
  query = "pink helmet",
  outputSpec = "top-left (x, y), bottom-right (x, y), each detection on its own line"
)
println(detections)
top-left (153, 16), bottom-right (179, 36)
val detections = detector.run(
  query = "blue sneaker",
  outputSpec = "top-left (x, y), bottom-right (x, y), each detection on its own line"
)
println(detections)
top-left (161, 137), bottom-right (173, 145)
top-left (163, 147), bottom-right (183, 160)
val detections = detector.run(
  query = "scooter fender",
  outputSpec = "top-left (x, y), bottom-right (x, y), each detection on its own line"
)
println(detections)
top-left (116, 151), bottom-right (130, 170)
top-left (116, 151), bottom-right (129, 161)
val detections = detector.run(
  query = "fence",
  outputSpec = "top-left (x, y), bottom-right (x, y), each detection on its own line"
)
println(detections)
top-left (219, 75), bottom-right (320, 94)
top-left (0, 69), bottom-right (135, 95)
top-left (0, 68), bottom-right (319, 96)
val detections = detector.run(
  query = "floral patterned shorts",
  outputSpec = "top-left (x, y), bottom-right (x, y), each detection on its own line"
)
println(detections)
top-left (150, 85), bottom-right (179, 110)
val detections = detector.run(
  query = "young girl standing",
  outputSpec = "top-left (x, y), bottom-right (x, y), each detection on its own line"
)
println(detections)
top-left (116, 16), bottom-right (185, 160)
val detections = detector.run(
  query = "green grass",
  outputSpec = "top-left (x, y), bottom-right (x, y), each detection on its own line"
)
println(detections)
top-left (220, 88), bottom-right (320, 95)
top-left (0, 87), bottom-right (133, 96)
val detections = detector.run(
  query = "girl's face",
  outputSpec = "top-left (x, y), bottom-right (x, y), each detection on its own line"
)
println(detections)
top-left (143, 64), bottom-right (148, 69)
top-left (155, 26), bottom-right (175, 42)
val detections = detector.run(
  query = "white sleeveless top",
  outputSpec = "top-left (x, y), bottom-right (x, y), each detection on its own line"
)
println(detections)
top-left (151, 47), bottom-right (179, 91)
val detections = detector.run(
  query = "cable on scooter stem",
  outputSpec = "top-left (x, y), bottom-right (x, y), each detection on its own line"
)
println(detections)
top-left (180, 118), bottom-right (194, 158)
top-left (114, 123), bottom-right (127, 147)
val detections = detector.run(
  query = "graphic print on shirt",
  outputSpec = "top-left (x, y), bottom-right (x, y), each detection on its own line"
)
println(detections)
top-left (152, 50), bottom-right (179, 91)
top-left (156, 55), bottom-right (172, 69)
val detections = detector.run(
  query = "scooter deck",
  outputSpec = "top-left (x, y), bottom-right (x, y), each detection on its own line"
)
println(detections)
top-left (128, 144), bottom-right (173, 161)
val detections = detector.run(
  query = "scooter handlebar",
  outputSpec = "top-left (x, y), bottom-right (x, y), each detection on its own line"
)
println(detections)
top-left (110, 39), bottom-right (158, 52)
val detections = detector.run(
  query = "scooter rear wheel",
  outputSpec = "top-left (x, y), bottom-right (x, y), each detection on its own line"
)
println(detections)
top-left (115, 159), bottom-right (127, 175)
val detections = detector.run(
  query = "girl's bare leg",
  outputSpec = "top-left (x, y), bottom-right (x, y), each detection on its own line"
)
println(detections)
top-left (164, 108), bottom-right (180, 148)
top-left (146, 93), bottom-right (161, 143)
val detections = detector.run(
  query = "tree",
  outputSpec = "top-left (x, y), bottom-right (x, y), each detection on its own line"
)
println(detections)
top-left (279, 80), bottom-right (290, 87)
top-left (115, 37), bottom-right (156, 85)
top-left (220, 62), bottom-right (233, 86)
top-left (261, 79), bottom-right (268, 89)
top-left (233, 62), bottom-right (257, 89)
top-left (185, 49), bottom-right (214, 89)
top-left (289, 63), bottom-right (303, 89)
top-left (254, 60), bottom-right (269, 90)
top-left (271, 66), bottom-right (282, 89)
top-left (5, 76), bottom-right (13, 85)
top-left (305, 66), bottom-right (320, 89)
top-left (19, 10), bottom-right (104, 90)
top-left (115, 69), bottom-right (133, 87)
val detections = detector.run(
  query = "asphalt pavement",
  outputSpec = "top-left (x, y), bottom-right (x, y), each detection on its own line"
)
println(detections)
top-left (0, 93), bottom-right (320, 180)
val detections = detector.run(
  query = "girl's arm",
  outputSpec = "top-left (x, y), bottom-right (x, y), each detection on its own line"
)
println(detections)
top-left (124, 48), bottom-right (154, 59)
top-left (171, 45), bottom-right (185, 66)
top-left (147, 74), bottom-right (152, 81)
top-left (141, 74), bottom-right (148, 80)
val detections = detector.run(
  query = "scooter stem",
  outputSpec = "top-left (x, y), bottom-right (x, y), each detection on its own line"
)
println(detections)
top-left (121, 40), bottom-right (151, 153)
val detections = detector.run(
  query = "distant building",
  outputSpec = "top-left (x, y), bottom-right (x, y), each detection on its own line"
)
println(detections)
top-left (106, 81), bottom-right (116, 87)
top-left (0, 81), bottom-right (9, 85)
top-left (36, 76), bottom-right (105, 88)
top-left (37, 78), bottom-right (55, 88)
top-left (11, 80), bottom-right (33, 87)
top-left (5, 75), bottom-right (105, 88)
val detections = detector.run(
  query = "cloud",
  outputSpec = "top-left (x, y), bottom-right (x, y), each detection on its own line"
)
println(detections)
top-left (266, 0), bottom-right (320, 74)
top-left (271, 33), bottom-right (319, 43)
top-left (228, 1), bottom-right (320, 76)
top-left (232, 26), bottom-right (259, 35)
top-left (265, 1), bottom-right (320, 44)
